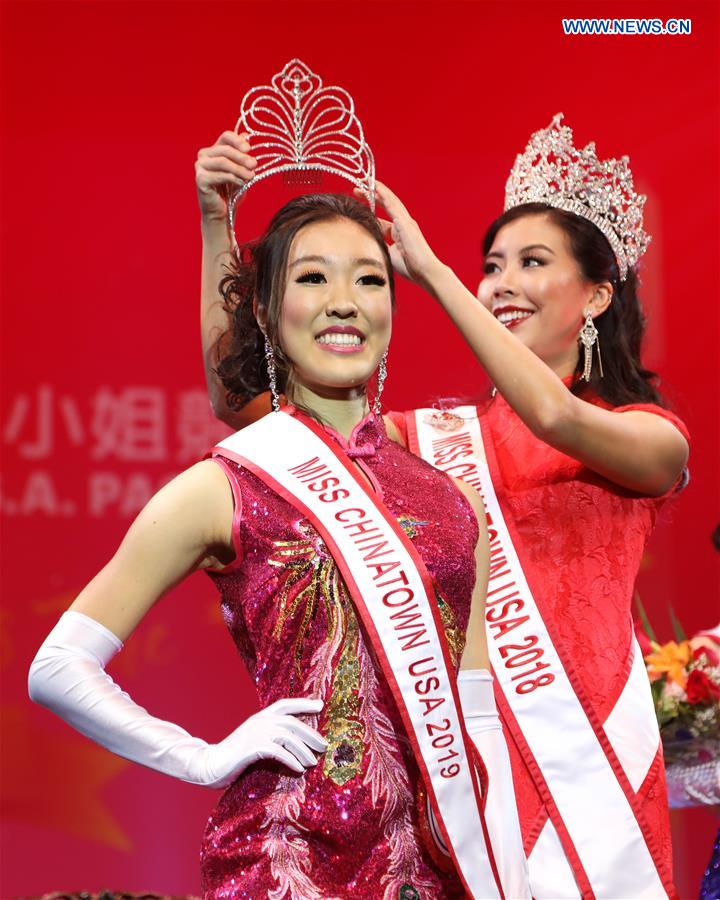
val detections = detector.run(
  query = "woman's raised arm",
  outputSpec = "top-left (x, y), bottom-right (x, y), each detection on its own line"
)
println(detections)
top-left (376, 182), bottom-right (688, 496)
top-left (196, 131), bottom-right (261, 429)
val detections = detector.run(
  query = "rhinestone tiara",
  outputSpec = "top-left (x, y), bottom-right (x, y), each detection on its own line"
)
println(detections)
top-left (504, 113), bottom-right (650, 279)
top-left (227, 59), bottom-right (375, 235)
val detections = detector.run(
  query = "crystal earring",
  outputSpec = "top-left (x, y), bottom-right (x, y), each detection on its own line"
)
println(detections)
top-left (373, 350), bottom-right (388, 415)
top-left (579, 312), bottom-right (603, 382)
top-left (264, 335), bottom-right (281, 412)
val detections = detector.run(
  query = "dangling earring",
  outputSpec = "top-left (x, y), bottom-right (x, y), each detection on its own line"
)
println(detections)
top-left (373, 350), bottom-right (388, 415)
top-left (264, 335), bottom-right (281, 412)
top-left (579, 312), bottom-right (604, 382)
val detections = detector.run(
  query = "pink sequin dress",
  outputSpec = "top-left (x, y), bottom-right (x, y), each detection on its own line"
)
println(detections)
top-left (201, 410), bottom-right (478, 899)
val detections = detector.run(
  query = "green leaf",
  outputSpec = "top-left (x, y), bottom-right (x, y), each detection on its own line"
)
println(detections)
top-left (650, 679), bottom-right (664, 705)
top-left (634, 593), bottom-right (657, 643)
top-left (668, 603), bottom-right (687, 642)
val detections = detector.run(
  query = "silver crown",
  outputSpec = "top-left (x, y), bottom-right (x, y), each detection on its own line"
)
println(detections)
top-left (504, 113), bottom-right (650, 279)
top-left (228, 59), bottom-right (375, 234)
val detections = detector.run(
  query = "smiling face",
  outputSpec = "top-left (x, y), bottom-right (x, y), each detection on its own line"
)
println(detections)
top-left (273, 217), bottom-right (392, 400)
top-left (477, 213), bottom-right (611, 376)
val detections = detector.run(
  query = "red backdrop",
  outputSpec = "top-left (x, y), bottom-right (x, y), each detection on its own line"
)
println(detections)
top-left (1, 2), bottom-right (718, 896)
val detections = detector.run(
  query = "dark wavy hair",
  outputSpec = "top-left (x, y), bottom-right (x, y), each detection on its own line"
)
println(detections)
top-left (482, 203), bottom-right (666, 407)
top-left (216, 193), bottom-right (394, 412)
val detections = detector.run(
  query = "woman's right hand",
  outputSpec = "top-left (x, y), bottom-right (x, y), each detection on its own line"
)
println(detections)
top-left (199, 697), bottom-right (327, 788)
top-left (195, 131), bottom-right (258, 224)
top-left (372, 181), bottom-right (447, 295)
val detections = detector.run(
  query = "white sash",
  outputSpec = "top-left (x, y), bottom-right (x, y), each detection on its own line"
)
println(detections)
top-left (409, 406), bottom-right (671, 900)
top-left (214, 410), bottom-right (504, 899)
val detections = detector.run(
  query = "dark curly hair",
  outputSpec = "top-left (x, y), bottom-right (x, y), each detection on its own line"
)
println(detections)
top-left (216, 193), bottom-right (395, 412)
top-left (482, 203), bottom-right (666, 407)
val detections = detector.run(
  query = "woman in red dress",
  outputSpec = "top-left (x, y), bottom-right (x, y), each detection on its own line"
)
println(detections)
top-left (196, 116), bottom-right (689, 898)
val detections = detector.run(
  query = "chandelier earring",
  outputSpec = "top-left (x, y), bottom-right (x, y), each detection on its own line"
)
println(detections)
top-left (373, 350), bottom-right (388, 415)
top-left (579, 312), bottom-right (604, 382)
top-left (264, 335), bottom-right (281, 412)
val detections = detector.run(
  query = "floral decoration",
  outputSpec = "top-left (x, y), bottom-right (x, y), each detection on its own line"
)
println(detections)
top-left (635, 601), bottom-right (720, 780)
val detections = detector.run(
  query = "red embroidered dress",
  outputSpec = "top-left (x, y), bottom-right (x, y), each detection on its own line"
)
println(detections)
top-left (201, 411), bottom-right (477, 899)
top-left (392, 391), bottom-right (689, 894)
top-left (483, 392), bottom-right (687, 880)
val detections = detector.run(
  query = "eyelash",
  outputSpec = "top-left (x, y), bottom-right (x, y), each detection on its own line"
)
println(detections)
top-left (483, 255), bottom-right (545, 274)
top-left (295, 271), bottom-right (387, 286)
top-left (296, 270), bottom-right (326, 284)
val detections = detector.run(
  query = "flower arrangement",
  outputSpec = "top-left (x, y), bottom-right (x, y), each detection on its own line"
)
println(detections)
top-left (635, 600), bottom-right (720, 806)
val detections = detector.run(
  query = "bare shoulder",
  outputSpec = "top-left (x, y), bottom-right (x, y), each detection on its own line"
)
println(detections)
top-left (67, 460), bottom-right (236, 638)
top-left (134, 459), bottom-right (234, 546)
top-left (154, 458), bottom-right (232, 508)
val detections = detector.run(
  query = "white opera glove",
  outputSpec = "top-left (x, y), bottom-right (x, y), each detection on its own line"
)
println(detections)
top-left (28, 610), bottom-right (327, 788)
top-left (459, 669), bottom-right (531, 900)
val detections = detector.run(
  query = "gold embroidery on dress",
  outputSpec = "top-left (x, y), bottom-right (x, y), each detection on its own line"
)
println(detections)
top-left (269, 522), bottom-right (366, 785)
top-left (269, 515), bottom-right (466, 789)
top-left (436, 587), bottom-right (465, 666)
top-left (396, 516), bottom-right (466, 665)
top-left (396, 513), bottom-right (427, 539)
top-left (269, 522), bottom-right (343, 690)
top-left (322, 608), bottom-right (365, 785)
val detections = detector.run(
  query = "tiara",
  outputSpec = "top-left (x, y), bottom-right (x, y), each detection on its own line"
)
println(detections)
top-left (504, 113), bottom-right (650, 279)
top-left (227, 59), bottom-right (375, 235)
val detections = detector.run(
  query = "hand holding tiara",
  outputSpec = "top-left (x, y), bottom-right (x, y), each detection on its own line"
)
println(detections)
top-left (373, 181), bottom-right (446, 295)
top-left (195, 131), bottom-right (258, 224)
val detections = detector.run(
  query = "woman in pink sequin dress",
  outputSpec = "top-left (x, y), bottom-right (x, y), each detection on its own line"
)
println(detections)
top-left (200, 407), bottom-right (478, 898)
top-left (30, 192), bottom-right (528, 899)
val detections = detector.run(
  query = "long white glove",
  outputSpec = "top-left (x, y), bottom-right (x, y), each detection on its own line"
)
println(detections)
top-left (427, 669), bottom-right (530, 898)
top-left (460, 669), bottom-right (531, 899)
top-left (28, 610), bottom-right (327, 788)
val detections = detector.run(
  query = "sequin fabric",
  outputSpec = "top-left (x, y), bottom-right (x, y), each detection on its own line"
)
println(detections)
top-left (202, 411), bottom-right (477, 899)
top-left (480, 391), bottom-right (689, 885)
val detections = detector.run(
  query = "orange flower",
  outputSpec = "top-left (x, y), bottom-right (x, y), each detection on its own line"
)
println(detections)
top-left (645, 640), bottom-right (692, 688)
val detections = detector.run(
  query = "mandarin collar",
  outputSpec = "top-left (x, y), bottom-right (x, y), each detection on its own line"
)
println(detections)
top-left (284, 407), bottom-right (385, 459)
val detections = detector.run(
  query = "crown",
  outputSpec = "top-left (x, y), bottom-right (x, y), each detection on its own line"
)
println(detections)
top-left (504, 113), bottom-right (650, 279)
top-left (227, 59), bottom-right (375, 234)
